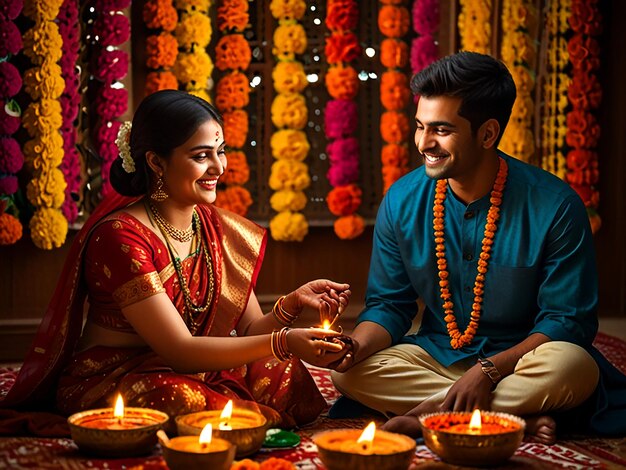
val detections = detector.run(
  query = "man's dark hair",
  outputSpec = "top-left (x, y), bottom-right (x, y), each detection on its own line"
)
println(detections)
top-left (410, 51), bottom-right (516, 145)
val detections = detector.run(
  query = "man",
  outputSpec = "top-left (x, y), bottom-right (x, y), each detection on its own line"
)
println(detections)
top-left (330, 51), bottom-right (626, 444)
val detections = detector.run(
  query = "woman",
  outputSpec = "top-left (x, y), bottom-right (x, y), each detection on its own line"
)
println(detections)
top-left (1, 90), bottom-right (350, 429)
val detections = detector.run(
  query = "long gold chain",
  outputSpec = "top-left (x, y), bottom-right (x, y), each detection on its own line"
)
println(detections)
top-left (148, 202), bottom-right (194, 242)
top-left (146, 202), bottom-right (214, 333)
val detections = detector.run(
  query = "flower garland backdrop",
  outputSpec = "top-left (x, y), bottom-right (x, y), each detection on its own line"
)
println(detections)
top-left (378, 0), bottom-right (412, 194)
top-left (213, 0), bottom-right (253, 216)
top-left (324, 0), bottom-right (365, 240)
top-left (410, 0), bottom-right (439, 76)
top-left (458, 0), bottom-right (492, 54)
top-left (144, 0), bottom-right (179, 95)
top-left (21, 0), bottom-right (68, 249)
top-left (0, 0), bottom-right (24, 246)
top-left (499, 0), bottom-right (537, 162)
top-left (565, 0), bottom-right (602, 233)
top-left (268, 0), bottom-right (310, 242)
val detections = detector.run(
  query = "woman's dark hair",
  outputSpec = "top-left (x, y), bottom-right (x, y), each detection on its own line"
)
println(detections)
top-left (110, 89), bottom-right (223, 197)
top-left (410, 51), bottom-right (516, 145)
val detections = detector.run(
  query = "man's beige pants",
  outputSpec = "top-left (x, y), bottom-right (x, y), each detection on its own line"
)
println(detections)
top-left (331, 341), bottom-right (599, 417)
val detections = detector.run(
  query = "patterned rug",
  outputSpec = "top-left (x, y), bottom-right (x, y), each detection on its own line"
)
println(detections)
top-left (1, 332), bottom-right (625, 469)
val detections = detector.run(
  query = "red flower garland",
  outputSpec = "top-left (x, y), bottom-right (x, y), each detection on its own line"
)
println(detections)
top-left (566, 0), bottom-right (602, 233)
top-left (324, 0), bottom-right (364, 240)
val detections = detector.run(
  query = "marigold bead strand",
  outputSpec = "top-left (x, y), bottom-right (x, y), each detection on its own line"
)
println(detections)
top-left (435, 156), bottom-right (508, 349)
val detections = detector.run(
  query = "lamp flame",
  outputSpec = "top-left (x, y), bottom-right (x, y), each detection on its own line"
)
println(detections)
top-left (199, 423), bottom-right (213, 445)
top-left (322, 320), bottom-right (331, 330)
top-left (113, 394), bottom-right (125, 420)
top-left (469, 409), bottom-right (482, 433)
top-left (219, 400), bottom-right (233, 430)
top-left (357, 421), bottom-right (376, 453)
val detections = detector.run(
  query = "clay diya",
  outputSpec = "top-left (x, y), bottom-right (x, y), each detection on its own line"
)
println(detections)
top-left (418, 409), bottom-right (525, 467)
top-left (314, 421), bottom-right (416, 470)
top-left (158, 424), bottom-right (236, 470)
top-left (67, 393), bottom-right (169, 456)
top-left (176, 400), bottom-right (268, 458)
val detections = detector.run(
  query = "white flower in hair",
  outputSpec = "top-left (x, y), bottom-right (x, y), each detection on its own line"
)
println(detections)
top-left (115, 121), bottom-right (135, 173)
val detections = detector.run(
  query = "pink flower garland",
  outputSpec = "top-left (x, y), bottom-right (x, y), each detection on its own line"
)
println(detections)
top-left (410, 0), bottom-right (439, 75)
top-left (58, 0), bottom-right (81, 223)
top-left (0, 0), bottom-right (24, 245)
top-left (89, 0), bottom-right (131, 198)
top-left (324, 0), bottom-right (364, 240)
top-left (566, 0), bottom-right (602, 233)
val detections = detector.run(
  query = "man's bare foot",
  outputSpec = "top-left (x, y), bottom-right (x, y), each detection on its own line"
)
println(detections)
top-left (382, 415), bottom-right (423, 438)
top-left (524, 415), bottom-right (557, 445)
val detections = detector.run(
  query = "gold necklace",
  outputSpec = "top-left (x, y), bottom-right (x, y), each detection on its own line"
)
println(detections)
top-left (434, 156), bottom-right (508, 349)
top-left (148, 202), bottom-right (194, 242)
top-left (147, 204), bottom-right (214, 333)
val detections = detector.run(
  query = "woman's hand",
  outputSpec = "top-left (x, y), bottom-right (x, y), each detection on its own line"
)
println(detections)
top-left (285, 328), bottom-right (350, 368)
top-left (282, 280), bottom-right (351, 324)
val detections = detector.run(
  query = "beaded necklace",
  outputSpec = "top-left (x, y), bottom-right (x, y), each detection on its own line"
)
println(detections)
top-left (148, 202), bottom-right (194, 242)
top-left (434, 156), bottom-right (508, 349)
top-left (146, 202), bottom-right (214, 334)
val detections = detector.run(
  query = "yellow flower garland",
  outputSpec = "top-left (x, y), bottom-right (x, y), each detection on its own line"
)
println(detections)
top-left (458, 0), bottom-right (492, 54)
top-left (541, 0), bottom-right (571, 179)
top-left (268, 0), bottom-right (309, 241)
top-left (173, 0), bottom-right (213, 100)
top-left (499, 0), bottom-right (537, 162)
top-left (22, 0), bottom-right (68, 249)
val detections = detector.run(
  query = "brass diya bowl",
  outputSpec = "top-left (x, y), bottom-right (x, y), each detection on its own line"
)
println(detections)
top-left (176, 408), bottom-right (268, 458)
top-left (67, 407), bottom-right (170, 457)
top-left (313, 428), bottom-right (416, 470)
top-left (161, 435), bottom-right (236, 470)
top-left (418, 411), bottom-right (525, 467)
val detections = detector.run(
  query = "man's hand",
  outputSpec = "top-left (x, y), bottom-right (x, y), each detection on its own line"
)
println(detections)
top-left (440, 363), bottom-right (494, 412)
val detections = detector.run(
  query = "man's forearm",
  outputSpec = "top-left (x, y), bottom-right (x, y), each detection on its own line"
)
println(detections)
top-left (350, 320), bottom-right (393, 364)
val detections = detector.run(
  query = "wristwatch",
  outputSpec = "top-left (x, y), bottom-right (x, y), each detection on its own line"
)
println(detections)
top-left (478, 357), bottom-right (502, 384)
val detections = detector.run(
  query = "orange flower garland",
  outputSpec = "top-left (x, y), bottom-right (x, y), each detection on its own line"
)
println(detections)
top-left (435, 157), bottom-right (508, 349)
top-left (213, 0), bottom-right (252, 216)
top-left (379, 0), bottom-right (411, 194)
top-left (143, 0), bottom-right (179, 95)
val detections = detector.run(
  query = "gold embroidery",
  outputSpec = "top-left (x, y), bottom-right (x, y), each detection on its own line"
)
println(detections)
top-left (113, 271), bottom-right (165, 308)
top-left (112, 221), bottom-right (122, 229)
top-left (103, 265), bottom-right (111, 279)
top-left (253, 377), bottom-right (271, 395)
top-left (130, 258), bottom-right (142, 273)
top-left (120, 244), bottom-right (130, 253)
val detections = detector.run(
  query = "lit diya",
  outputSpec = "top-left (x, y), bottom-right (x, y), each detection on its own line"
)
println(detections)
top-left (314, 421), bottom-right (416, 470)
top-left (176, 400), bottom-right (268, 458)
top-left (158, 423), bottom-right (236, 470)
top-left (67, 393), bottom-right (169, 456)
top-left (418, 409), bottom-right (525, 467)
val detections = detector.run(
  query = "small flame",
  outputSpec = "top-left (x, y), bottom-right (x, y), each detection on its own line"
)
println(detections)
top-left (322, 320), bottom-right (331, 330)
top-left (357, 421), bottom-right (376, 452)
top-left (469, 409), bottom-right (482, 432)
top-left (113, 394), bottom-right (125, 419)
top-left (219, 400), bottom-right (233, 429)
top-left (199, 423), bottom-right (213, 445)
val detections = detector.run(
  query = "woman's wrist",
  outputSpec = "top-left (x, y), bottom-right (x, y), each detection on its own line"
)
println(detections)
top-left (270, 327), bottom-right (292, 361)
top-left (272, 295), bottom-right (299, 326)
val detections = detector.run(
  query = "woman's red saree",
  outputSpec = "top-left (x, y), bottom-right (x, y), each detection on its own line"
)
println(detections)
top-left (0, 194), bottom-right (325, 433)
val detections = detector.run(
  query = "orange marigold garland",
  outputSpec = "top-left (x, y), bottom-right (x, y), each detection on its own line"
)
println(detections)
top-left (268, 0), bottom-right (309, 242)
top-left (499, 0), bottom-right (537, 162)
top-left (565, 0), bottom-right (602, 233)
top-left (379, 1), bottom-right (412, 194)
top-left (143, 0), bottom-right (179, 95)
top-left (435, 157), bottom-right (508, 349)
top-left (213, 0), bottom-right (252, 216)
top-left (324, 0), bottom-right (364, 239)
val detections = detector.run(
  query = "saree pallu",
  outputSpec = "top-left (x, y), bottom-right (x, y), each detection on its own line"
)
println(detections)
top-left (1, 194), bottom-right (325, 433)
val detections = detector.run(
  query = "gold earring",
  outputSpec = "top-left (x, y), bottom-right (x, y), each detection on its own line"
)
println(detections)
top-left (151, 175), bottom-right (168, 201)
